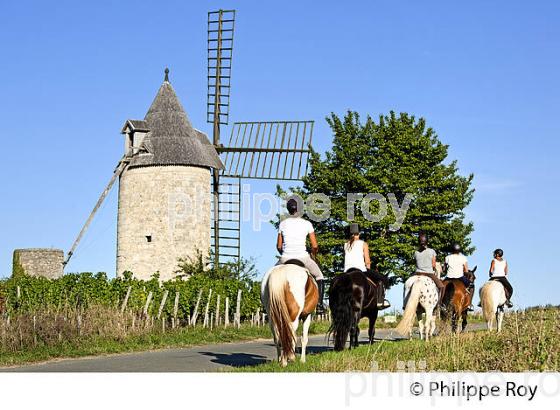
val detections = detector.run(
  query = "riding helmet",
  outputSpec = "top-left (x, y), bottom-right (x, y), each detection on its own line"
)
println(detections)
top-left (286, 197), bottom-right (299, 215)
top-left (452, 243), bottom-right (461, 253)
top-left (494, 248), bottom-right (504, 258)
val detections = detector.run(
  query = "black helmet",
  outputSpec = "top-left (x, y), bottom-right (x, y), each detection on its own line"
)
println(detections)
top-left (349, 223), bottom-right (360, 235)
top-left (452, 243), bottom-right (461, 253)
top-left (494, 248), bottom-right (504, 258)
top-left (286, 195), bottom-right (303, 215)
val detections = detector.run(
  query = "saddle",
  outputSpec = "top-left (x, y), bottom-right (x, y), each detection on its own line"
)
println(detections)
top-left (282, 259), bottom-right (316, 284)
top-left (282, 258), bottom-right (305, 268)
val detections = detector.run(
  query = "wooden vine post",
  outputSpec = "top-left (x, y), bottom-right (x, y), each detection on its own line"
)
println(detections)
top-left (173, 291), bottom-right (180, 326)
top-left (215, 295), bottom-right (221, 326)
top-left (157, 290), bottom-right (169, 320)
top-left (203, 289), bottom-right (213, 328)
top-left (143, 291), bottom-right (153, 318)
top-left (120, 286), bottom-right (132, 313)
top-left (235, 289), bottom-right (242, 328)
top-left (224, 297), bottom-right (230, 327)
top-left (190, 289), bottom-right (203, 326)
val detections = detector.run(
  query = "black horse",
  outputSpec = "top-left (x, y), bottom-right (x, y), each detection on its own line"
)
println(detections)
top-left (328, 269), bottom-right (384, 351)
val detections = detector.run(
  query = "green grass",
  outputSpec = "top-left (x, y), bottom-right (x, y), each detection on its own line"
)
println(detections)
top-left (0, 319), bottom-right (331, 368)
top-left (235, 308), bottom-right (559, 372)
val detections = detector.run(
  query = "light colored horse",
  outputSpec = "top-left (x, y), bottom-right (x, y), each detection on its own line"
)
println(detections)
top-left (261, 263), bottom-right (318, 366)
top-left (479, 280), bottom-right (507, 332)
top-left (395, 275), bottom-right (439, 340)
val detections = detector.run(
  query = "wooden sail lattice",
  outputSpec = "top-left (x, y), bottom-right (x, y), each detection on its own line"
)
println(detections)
top-left (207, 10), bottom-right (314, 266)
top-left (219, 121), bottom-right (313, 180)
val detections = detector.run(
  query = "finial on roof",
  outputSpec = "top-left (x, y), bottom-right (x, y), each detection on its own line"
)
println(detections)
top-left (164, 67), bottom-right (170, 83)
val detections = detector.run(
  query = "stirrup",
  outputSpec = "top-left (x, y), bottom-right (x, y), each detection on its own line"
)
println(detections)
top-left (467, 305), bottom-right (474, 312)
top-left (315, 304), bottom-right (325, 314)
top-left (505, 300), bottom-right (513, 308)
top-left (377, 300), bottom-right (391, 310)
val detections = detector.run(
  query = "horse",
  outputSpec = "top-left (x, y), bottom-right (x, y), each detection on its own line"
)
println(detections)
top-left (395, 275), bottom-right (439, 340)
top-left (328, 269), bottom-right (381, 351)
top-left (479, 279), bottom-right (507, 332)
top-left (261, 261), bottom-right (319, 366)
top-left (440, 267), bottom-right (477, 333)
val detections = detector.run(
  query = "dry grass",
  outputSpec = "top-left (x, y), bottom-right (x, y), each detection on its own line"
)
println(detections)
top-left (237, 307), bottom-right (560, 372)
top-left (0, 305), bottom-right (332, 367)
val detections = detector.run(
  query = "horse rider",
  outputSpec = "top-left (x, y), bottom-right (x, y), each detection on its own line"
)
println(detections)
top-left (276, 197), bottom-right (326, 313)
top-left (489, 248), bottom-right (513, 308)
top-left (443, 243), bottom-right (475, 311)
top-left (413, 233), bottom-right (446, 304)
top-left (343, 223), bottom-right (391, 309)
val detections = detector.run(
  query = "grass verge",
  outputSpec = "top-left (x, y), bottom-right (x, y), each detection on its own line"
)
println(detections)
top-left (235, 308), bottom-right (559, 372)
top-left (0, 313), bottom-right (331, 368)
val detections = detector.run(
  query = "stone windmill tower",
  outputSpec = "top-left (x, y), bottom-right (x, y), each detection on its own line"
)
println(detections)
top-left (117, 69), bottom-right (222, 281)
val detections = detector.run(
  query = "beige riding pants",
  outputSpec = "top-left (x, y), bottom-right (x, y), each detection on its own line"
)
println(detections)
top-left (277, 254), bottom-right (324, 281)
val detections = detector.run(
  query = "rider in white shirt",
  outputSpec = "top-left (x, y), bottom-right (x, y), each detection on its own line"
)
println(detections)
top-left (343, 223), bottom-right (390, 309)
top-left (444, 243), bottom-right (474, 311)
top-left (276, 198), bottom-right (325, 312)
top-left (489, 248), bottom-right (513, 308)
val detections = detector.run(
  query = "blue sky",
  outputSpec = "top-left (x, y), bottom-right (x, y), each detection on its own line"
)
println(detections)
top-left (1, 1), bottom-right (558, 308)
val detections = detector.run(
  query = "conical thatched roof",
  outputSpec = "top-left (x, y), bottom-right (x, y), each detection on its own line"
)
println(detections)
top-left (127, 72), bottom-right (223, 170)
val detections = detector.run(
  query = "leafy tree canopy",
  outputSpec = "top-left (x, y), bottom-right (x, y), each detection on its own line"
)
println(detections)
top-left (281, 111), bottom-right (474, 280)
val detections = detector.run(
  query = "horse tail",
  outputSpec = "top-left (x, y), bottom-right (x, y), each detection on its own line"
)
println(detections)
top-left (480, 283), bottom-right (496, 327)
top-left (395, 281), bottom-right (421, 336)
top-left (267, 268), bottom-right (296, 359)
top-left (328, 274), bottom-right (354, 351)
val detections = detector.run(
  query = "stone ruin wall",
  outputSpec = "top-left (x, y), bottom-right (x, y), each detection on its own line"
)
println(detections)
top-left (12, 248), bottom-right (64, 279)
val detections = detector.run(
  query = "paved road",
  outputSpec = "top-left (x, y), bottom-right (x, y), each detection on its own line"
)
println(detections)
top-left (1, 324), bottom-right (484, 372)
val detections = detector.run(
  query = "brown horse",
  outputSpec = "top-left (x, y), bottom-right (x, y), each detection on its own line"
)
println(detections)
top-left (441, 266), bottom-right (477, 333)
top-left (328, 269), bottom-right (382, 350)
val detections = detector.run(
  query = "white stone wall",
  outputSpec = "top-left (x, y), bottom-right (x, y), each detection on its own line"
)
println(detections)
top-left (116, 165), bottom-right (211, 281)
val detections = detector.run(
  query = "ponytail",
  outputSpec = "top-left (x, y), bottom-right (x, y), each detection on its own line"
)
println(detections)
top-left (347, 234), bottom-right (357, 250)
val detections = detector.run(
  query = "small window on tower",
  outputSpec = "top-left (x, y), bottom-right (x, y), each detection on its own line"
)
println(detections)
top-left (145, 235), bottom-right (152, 243)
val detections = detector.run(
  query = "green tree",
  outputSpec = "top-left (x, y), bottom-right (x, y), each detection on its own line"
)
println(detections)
top-left (285, 111), bottom-right (474, 280)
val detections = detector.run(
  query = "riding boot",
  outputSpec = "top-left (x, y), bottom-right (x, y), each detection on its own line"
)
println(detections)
top-left (501, 288), bottom-right (513, 308)
top-left (437, 285), bottom-right (445, 306)
top-left (316, 279), bottom-right (325, 314)
top-left (376, 283), bottom-right (391, 310)
top-left (467, 284), bottom-right (475, 311)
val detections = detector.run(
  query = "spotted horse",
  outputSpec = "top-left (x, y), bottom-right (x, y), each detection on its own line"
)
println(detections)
top-left (395, 275), bottom-right (439, 340)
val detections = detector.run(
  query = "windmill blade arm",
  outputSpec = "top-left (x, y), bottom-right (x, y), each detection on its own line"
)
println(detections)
top-left (64, 157), bottom-right (130, 267)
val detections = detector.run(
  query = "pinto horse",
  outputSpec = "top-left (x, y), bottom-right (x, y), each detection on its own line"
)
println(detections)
top-left (441, 267), bottom-right (477, 333)
top-left (261, 261), bottom-right (319, 366)
top-left (328, 269), bottom-right (380, 351)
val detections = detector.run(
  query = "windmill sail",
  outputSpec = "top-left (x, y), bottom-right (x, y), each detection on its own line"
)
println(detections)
top-left (219, 121), bottom-right (314, 180)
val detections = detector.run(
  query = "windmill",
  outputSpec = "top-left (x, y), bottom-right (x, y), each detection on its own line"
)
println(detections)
top-left (62, 9), bottom-right (314, 274)
top-left (207, 9), bottom-right (314, 266)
